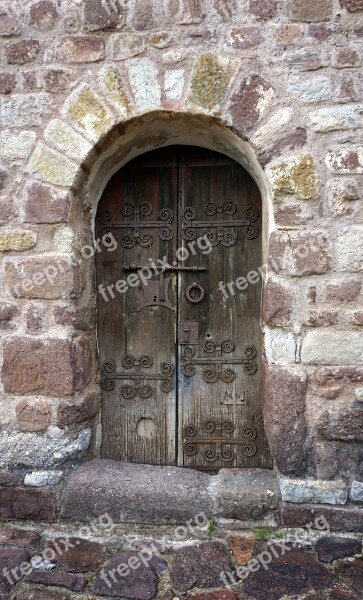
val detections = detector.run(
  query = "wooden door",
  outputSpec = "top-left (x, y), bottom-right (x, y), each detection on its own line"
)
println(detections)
top-left (96, 146), bottom-right (272, 470)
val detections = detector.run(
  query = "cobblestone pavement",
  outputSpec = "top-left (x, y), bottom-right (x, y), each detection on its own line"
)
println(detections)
top-left (0, 522), bottom-right (362, 600)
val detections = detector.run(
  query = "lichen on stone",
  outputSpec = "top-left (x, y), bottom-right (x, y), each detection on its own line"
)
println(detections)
top-left (102, 66), bottom-right (131, 117)
top-left (187, 53), bottom-right (232, 112)
top-left (268, 154), bottom-right (318, 200)
top-left (66, 86), bottom-right (113, 139)
top-left (0, 231), bottom-right (37, 252)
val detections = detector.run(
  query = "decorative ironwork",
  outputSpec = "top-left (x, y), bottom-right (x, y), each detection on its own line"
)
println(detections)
top-left (183, 420), bottom-right (258, 462)
top-left (182, 202), bottom-right (260, 247)
top-left (182, 339), bottom-right (257, 383)
top-left (101, 355), bottom-right (175, 399)
top-left (99, 202), bottom-right (174, 248)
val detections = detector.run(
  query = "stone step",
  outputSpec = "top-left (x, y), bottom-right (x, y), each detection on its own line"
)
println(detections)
top-left (61, 460), bottom-right (279, 525)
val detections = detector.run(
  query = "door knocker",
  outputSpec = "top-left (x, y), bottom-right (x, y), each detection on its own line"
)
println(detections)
top-left (186, 282), bottom-right (205, 304)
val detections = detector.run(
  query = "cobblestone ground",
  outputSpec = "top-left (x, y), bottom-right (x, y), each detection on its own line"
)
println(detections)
top-left (0, 522), bottom-right (362, 600)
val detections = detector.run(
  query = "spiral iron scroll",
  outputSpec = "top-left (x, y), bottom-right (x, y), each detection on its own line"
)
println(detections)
top-left (101, 355), bottom-right (175, 399)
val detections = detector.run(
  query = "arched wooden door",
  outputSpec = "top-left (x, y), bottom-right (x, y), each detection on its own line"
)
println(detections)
top-left (96, 146), bottom-right (272, 470)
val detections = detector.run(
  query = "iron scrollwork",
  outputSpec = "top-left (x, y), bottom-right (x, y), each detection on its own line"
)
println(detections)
top-left (183, 420), bottom-right (258, 463)
top-left (99, 202), bottom-right (174, 248)
top-left (182, 339), bottom-right (257, 383)
top-left (101, 355), bottom-right (175, 399)
top-left (182, 202), bottom-right (260, 247)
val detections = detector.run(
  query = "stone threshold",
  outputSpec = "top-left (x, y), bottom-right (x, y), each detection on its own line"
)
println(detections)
top-left (61, 460), bottom-right (279, 526)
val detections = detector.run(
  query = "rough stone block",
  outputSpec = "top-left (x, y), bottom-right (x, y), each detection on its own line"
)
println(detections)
top-left (16, 399), bottom-right (51, 432)
top-left (335, 226), bottom-right (363, 272)
top-left (0, 6), bottom-right (20, 36)
top-left (28, 143), bottom-right (79, 187)
top-left (340, 0), bottom-right (363, 11)
top-left (128, 58), bottom-right (161, 112)
top-left (25, 571), bottom-right (85, 591)
top-left (227, 535), bottom-right (255, 566)
top-left (263, 365), bottom-right (308, 476)
top-left (30, 1), bottom-right (58, 30)
top-left (319, 406), bottom-right (363, 442)
top-left (249, 0), bottom-right (278, 18)
top-left (0, 230), bottom-right (37, 252)
top-left (301, 330), bottom-right (363, 365)
top-left (264, 329), bottom-right (297, 365)
top-left (323, 279), bottom-right (361, 302)
top-left (263, 279), bottom-right (293, 326)
top-left (281, 503), bottom-right (363, 531)
top-left (165, 69), bottom-right (185, 100)
top-left (252, 107), bottom-right (294, 148)
top-left (0, 428), bottom-right (91, 471)
top-left (23, 182), bottom-right (69, 224)
top-left (0, 72), bottom-right (16, 94)
top-left (170, 543), bottom-right (232, 594)
top-left (25, 303), bottom-right (46, 333)
top-left (5, 40), bottom-right (40, 64)
top-left (326, 148), bottom-right (363, 174)
top-left (269, 231), bottom-right (329, 276)
top-left (65, 86), bottom-right (114, 142)
top-left (109, 32), bottom-right (147, 60)
top-left (99, 66), bottom-right (131, 116)
top-left (227, 27), bottom-right (264, 49)
top-left (215, 469), bottom-right (279, 521)
top-left (2, 337), bottom-right (89, 396)
top-left (308, 105), bottom-right (363, 132)
top-left (187, 53), bottom-right (232, 112)
top-left (57, 392), bottom-right (101, 428)
top-left (0, 301), bottom-right (19, 331)
top-left (45, 119), bottom-right (93, 161)
top-left (57, 36), bottom-right (105, 63)
top-left (258, 129), bottom-right (307, 167)
top-left (317, 536), bottom-right (362, 563)
top-left (289, 0), bottom-right (332, 22)
top-left (351, 481), bottom-right (363, 501)
top-left (283, 48), bottom-right (324, 71)
top-left (62, 459), bottom-right (214, 524)
top-left (0, 94), bottom-right (51, 128)
top-left (267, 155), bottom-right (318, 200)
top-left (214, 0), bottom-right (237, 18)
top-left (279, 478), bottom-right (348, 505)
top-left (230, 75), bottom-right (276, 133)
top-left (4, 255), bottom-right (82, 300)
top-left (53, 305), bottom-right (95, 330)
top-left (24, 470), bottom-right (62, 487)
top-left (0, 130), bottom-right (36, 164)
top-left (92, 549), bottom-right (164, 597)
top-left (83, 0), bottom-right (122, 31)
top-left (0, 549), bottom-right (30, 596)
top-left (244, 548), bottom-right (334, 599)
top-left (45, 537), bottom-right (105, 572)
top-left (333, 47), bottom-right (361, 68)
top-left (0, 527), bottom-right (40, 547)
top-left (287, 75), bottom-right (332, 103)
top-left (0, 488), bottom-right (55, 522)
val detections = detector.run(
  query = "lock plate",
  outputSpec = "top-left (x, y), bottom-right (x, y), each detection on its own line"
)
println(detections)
top-left (179, 322), bottom-right (199, 344)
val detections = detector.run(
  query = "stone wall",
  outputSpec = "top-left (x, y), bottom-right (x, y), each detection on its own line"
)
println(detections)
top-left (0, 0), bottom-right (362, 524)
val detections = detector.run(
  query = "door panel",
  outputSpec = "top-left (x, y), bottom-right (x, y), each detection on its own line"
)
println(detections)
top-left (97, 155), bottom-right (178, 464)
top-left (96, 146), bottom-right (273, 470)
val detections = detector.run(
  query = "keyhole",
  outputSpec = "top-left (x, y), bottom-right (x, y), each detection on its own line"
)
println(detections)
top-left (154, 296), bottom-right (157, 302)
top-left (206, 333), bottom-right (211, 339)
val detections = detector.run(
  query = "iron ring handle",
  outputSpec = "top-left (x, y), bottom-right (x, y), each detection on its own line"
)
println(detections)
top-left (186, 282), bottom-right (205, 304)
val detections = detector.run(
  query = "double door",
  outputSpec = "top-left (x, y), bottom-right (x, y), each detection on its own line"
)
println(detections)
top-left (96, 146), bottom-right (272, 470)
